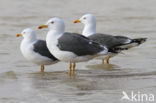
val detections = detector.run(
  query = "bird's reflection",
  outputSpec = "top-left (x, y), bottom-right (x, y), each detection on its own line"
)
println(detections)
top-left (25, 68), bottom-right (124, 92)
top-left (85, 63), bottom-right (121, 70)
top-left (26, 71), bottom-right (99, 91)
top-left (0, 71), bottom-right (17, 79)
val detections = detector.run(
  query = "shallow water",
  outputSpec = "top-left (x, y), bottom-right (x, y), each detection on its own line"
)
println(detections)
top-left (0, 0), bottom-right (156, 103)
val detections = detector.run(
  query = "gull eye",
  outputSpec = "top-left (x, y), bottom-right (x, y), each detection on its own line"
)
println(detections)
top-left (83, 17), bottom-right (86, 20)
top-left (51, 21), bottom-right (54, 24)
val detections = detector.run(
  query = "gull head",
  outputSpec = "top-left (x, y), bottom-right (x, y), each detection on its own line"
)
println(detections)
top-left (74, 14), bottom-right (96, 36)
top-left (16, 28), bottom-right (36, 40)
top-left (74, 14), bottom-right (96, 25)
top-left (38, 17), bottom-right (65, 33)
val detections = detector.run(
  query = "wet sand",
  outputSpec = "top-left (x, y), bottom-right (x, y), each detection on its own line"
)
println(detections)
top-left (0, 0), bottom-right (156, 103)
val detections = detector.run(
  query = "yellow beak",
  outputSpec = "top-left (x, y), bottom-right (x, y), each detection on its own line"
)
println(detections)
top-left (73, 20), bottom-right (81, 23)
top-left (38, 25), bottom-right (48, 29)
top-left (16, 34), bottom-right (22, 37)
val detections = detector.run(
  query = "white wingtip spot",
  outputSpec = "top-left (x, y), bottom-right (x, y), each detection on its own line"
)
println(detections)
top-left (89, 41), bottom-right (93, 44)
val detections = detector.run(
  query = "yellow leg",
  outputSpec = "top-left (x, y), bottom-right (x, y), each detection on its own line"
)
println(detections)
top-left (102, 59), bottom-right (104, 64)
top-left (69, 63), bottom-right (72, 76)
top-left (105, 56), bottom-right (111, 64)
top-left (40, 65), bottom-right (44, 72)
top-left (72, 63), bottom-right (76, 74)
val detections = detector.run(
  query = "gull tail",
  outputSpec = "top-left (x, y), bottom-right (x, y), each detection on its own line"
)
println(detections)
top-left (118, 38), bottom-right (147, 49)
top-left (109, 47), bottom-right (128, 53)
top-left (131, 38), bottom-right (147, 45)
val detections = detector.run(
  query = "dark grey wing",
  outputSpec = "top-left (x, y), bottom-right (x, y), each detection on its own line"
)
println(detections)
top-left (33, 40), bottom-right (57, 60)
top-left (57, 32), bottom-right (105, 56)
top-left (114, 36), bottom-right (131, 43)
top-left (88, 33), bottom-right (131, 49)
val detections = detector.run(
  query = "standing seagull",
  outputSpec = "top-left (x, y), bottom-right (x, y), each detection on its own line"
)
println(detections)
top-left (74, 14), bottom-right (147, 64)
top-left (16, 28), bottom-right (58, 72)
top-left (38, 17), bottom-right (109, 74)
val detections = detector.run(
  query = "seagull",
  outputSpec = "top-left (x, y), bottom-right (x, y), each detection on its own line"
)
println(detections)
top-left (16, 28), bottom-right (58, 72)
top-left (38, 17), bottom-right (110, 75)
top-left (74, 14), bottom-right (147, 64)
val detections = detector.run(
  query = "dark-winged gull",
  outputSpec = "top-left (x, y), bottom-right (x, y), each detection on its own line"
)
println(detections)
top-left (74, 14), bottom-right (147, 64)
top-left (16, 28), bottom-right (58, 72)
top-left (38, 17), bottom-right (110, 75)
